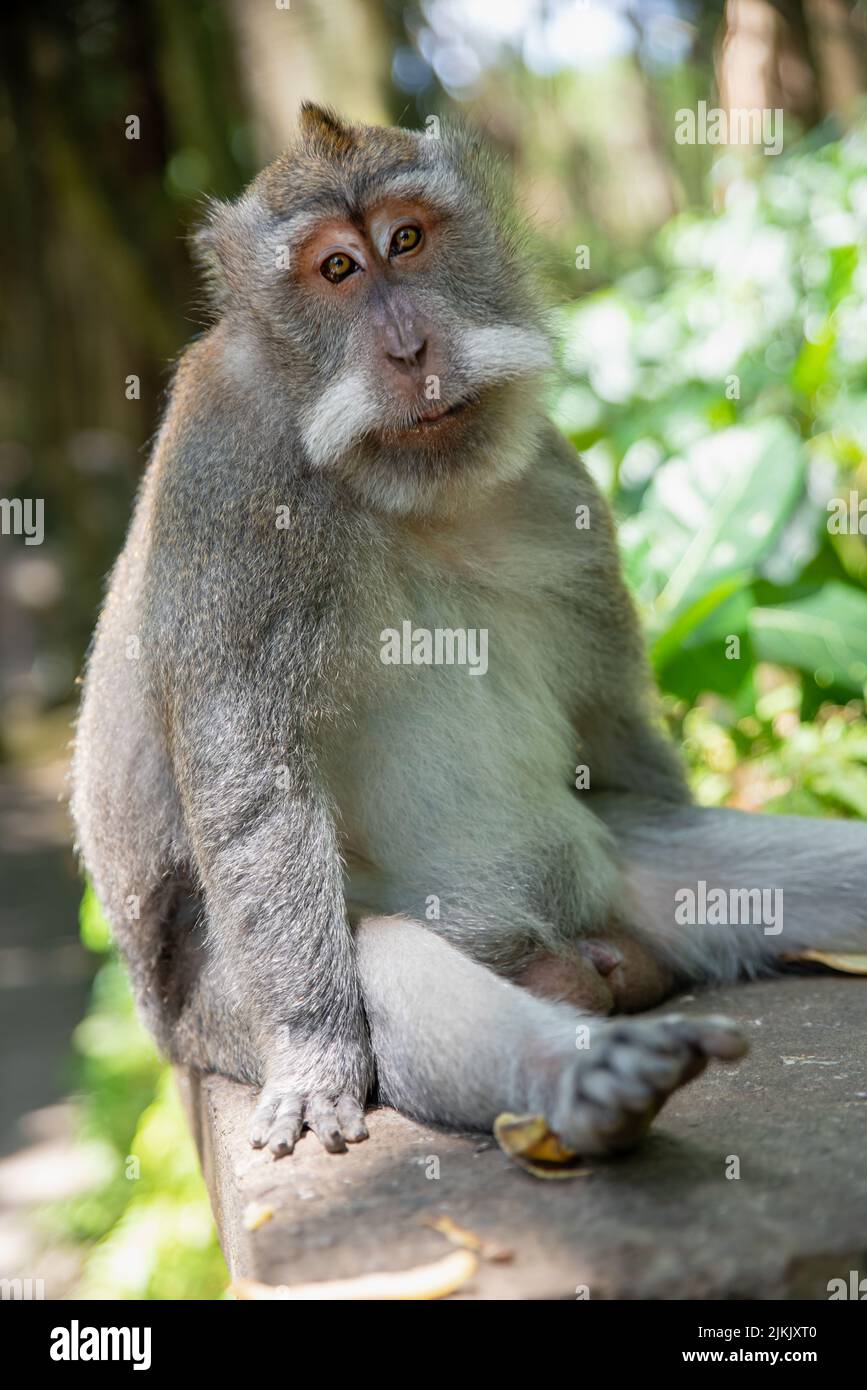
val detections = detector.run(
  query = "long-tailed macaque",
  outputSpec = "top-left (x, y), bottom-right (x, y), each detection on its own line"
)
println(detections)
top-left (72, 106), bottom-right (867, 1158)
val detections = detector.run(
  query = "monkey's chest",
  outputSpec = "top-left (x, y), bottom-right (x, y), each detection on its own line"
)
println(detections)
top-left (321, 589), bottom-right (581, 887)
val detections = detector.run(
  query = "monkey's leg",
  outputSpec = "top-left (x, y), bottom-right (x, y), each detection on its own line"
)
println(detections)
top-left (592, 793), bottom-right (867, 983)
top-left (355, 916), bottom-right (745, 1153)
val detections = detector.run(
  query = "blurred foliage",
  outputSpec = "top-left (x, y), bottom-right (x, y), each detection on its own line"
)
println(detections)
top-left (681, 680), bottom-right (867, 814)
top-left (42, 885), bottom-right (228, 1300)
top-left (553, 119), bottom-right (867, 815)
top-left (1, 0), bottom-right (260, 711)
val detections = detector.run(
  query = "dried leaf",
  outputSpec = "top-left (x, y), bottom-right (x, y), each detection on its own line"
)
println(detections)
top-left (426, 1214), bottom-right (482, 1250)
top-left (242, 1202), bottom-right (274, 1232)
top-left (788, 950), bottom-right (867, 976)
top-left (230, 1249), bottom-right (477, 1301)
top-left (425, 1214), bottom-right (513, 1263)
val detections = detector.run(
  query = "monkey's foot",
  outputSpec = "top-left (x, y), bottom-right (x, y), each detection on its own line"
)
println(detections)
top-left (249, 1088), bottom-right (368, 1157)
top-left (547, 1014), bottom-right (747, 1157)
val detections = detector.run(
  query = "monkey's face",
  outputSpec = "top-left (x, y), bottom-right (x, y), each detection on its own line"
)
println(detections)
top-left (198, 105), bottom-right (552, 516)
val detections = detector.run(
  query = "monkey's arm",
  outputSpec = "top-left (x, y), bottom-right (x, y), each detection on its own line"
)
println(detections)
top-left (548, 426), bottom-right (688, 803)
top-left (141, 436), bottom-right (375, 1154)
top-left (171, 687), bottom-right (372, 1154)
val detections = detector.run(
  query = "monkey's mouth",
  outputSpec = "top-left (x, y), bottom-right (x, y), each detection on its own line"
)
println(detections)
top-left (395, 394), bottom-right (479, 435)
top-left (413, 397), bottom-right (469, 425)
top-left (372, 392), bottom-right (483, 446)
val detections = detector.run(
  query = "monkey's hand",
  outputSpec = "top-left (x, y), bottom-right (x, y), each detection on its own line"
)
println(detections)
top-left (248, 1033), bottom-right (372, 1157)
top-left (250, 1084), bottom-right (369, 1156)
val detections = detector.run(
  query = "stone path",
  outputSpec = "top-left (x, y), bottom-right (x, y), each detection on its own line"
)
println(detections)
top-left (0, 755), bottom-right (94, 1294)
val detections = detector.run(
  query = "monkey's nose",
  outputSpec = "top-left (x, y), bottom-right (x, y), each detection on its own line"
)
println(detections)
top-left (383, 322), bottom-right (427, 373)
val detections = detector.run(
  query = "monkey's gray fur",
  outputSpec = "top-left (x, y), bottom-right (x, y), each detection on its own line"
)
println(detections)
top-left (72, 106), bottom-right (867, 1158)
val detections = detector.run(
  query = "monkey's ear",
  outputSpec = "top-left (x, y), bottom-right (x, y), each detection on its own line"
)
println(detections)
top-left (191, 193), bottom-right (260, 303)
top-left (191, 196), bottom-right (224, 257)
top-left (191, 197), bottom-right (229, 284)
top-left (298, 101), bottom-right (353, 152)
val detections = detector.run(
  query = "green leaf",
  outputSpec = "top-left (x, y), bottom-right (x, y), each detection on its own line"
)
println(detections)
top-left (792, 326), bottom-right (834, 396)
top-left (749, 582), bottom-right (867, 691)
top-left (651, 573), bottom-right (751, 669)
top-left (622, 419), bottom-right (805, 623)
top-left (827, 244), bottom-right (858, 310)
top-left (809, 766), bottom-right (867, 818)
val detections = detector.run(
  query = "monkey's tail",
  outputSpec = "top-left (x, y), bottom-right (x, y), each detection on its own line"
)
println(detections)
top-left (592, 793), bottom-right (867, 985)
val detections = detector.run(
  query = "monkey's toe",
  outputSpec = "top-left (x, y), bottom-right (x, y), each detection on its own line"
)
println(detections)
top-left (550, 1013), bottom-right (747, 1156)
top-left (249, 1088), bottom-right (369, 1157)
top-left (335, 1093), bottom-right (369, 1142)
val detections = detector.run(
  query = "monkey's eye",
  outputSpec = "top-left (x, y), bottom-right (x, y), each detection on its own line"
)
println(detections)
top-left (389, 225), bottom-right (423, 257)
top-left (320, 252), bottom-right (359, 284)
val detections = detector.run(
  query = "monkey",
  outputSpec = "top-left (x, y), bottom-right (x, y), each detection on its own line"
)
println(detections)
top-left (71, 104), bottom-right (867, 1160)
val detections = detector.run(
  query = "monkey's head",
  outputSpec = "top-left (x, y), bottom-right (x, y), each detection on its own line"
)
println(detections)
top-left (196, 104), bottom-right (552, 516)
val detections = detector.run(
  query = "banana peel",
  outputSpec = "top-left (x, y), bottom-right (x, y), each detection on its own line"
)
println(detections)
top-left (494, 1112), bottom-right (592, 1179)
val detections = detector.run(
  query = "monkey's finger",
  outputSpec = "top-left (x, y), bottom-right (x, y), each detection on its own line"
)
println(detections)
top-left (266, 1095), bottom-right (305, 1157)
top-left (653, 1015), bottom-right (748, 1062)
top-left (249, 1094), bottom-right (281, 1149)
top-left (685, 1016), bottom-right (748, 1061)
top-left (607, 1042), bottom-right (685, 1091)
top-left (580, 1065), bottom-right (652, 1114)
top-left (335, 1094), bottom-right (369, 1142)
top-left (305, 1096), bottom-right (348, 1153)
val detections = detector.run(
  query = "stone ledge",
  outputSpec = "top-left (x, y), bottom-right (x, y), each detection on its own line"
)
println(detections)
top-left (178, 975), bottom-right (867, 1299)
